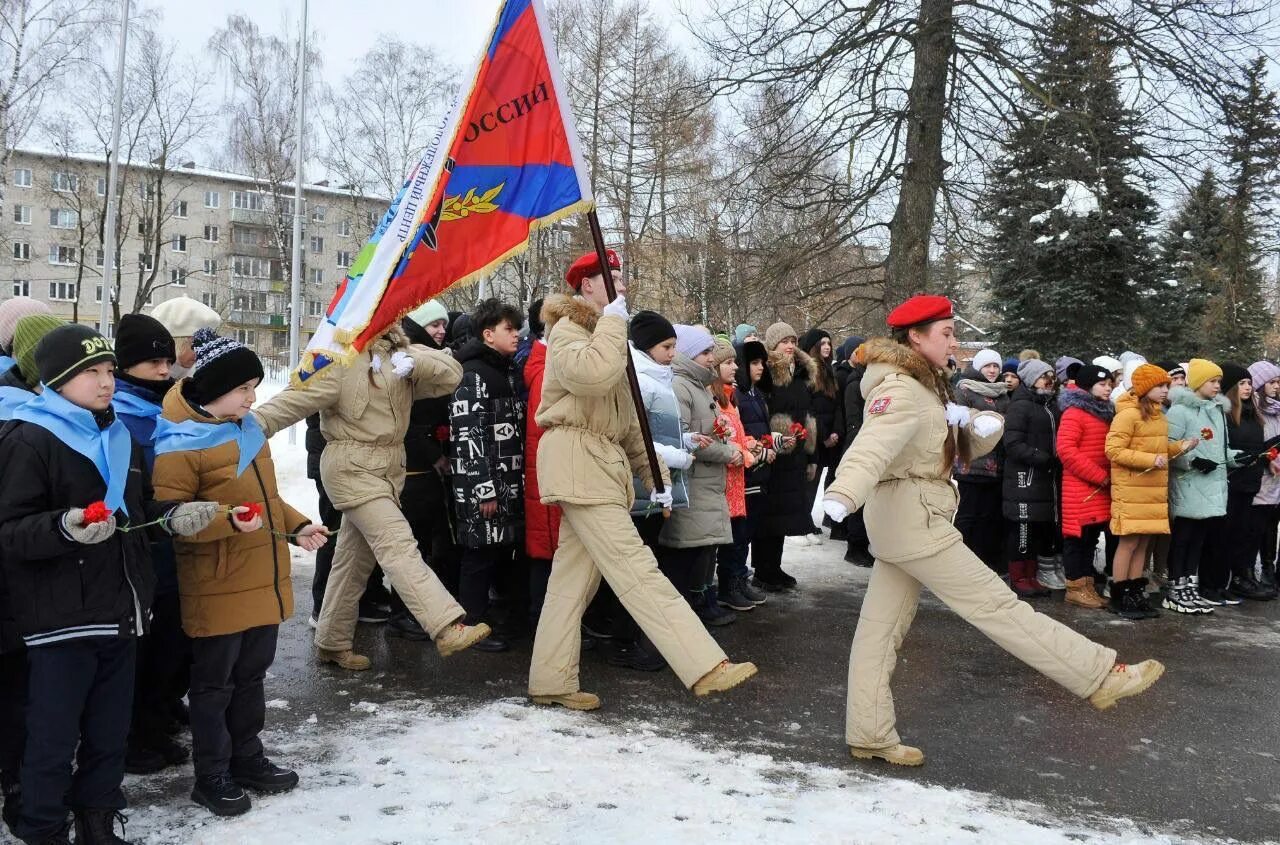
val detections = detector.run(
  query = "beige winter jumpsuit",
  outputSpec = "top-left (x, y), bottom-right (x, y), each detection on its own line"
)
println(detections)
top-left (825, 338), bottom-right (1116, 750)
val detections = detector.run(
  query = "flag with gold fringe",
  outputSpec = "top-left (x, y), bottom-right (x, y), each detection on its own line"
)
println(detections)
top-left (296, 0), bottom-right (593, 384)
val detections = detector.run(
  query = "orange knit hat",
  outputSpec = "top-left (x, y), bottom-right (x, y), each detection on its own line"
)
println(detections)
top-left (1130, 363), bottom-right (1171, 398)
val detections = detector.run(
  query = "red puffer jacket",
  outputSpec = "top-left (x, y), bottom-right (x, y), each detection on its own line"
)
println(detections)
top-left (1056, 389), bottom-right (1114, 538)
top-left (524, 340), bottom-right (561, 559)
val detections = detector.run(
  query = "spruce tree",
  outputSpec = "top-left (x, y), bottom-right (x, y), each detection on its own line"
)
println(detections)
top-left (982, 1), bottom-right (1159, 358)
top-left (1149, 169), bottom-right (1226, 360)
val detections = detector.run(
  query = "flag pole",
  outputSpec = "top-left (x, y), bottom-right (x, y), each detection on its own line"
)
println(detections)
top-left (98, 0), bottom-right (130, 337)
top-left (586, 209), bottom-right (664, 495)
top-left (287, 0), bottom-right (308, 444)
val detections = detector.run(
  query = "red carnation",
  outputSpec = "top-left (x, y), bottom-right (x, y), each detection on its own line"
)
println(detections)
top-left (789, 422), bottom-right (808, 441)
top-left (1200, 427), bottom-right (1214, 441)
top-left (760, 434), bottom-right (775, 450)
top-left (234, 502), bottom-right (263, 523)
top-left (711, 415), bottom-right (734, 442)
top-left (1267, 447), bottom-right (1278, 462)
top-left (82, 501), bottom-right (112, 525)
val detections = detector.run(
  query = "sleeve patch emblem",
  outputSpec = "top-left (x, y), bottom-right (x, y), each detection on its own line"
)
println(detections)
top-left (868, 397), bottom-right (892, 415)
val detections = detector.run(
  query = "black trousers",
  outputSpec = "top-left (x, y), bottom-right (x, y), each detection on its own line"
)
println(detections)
top-left (18, 638), bottom-right (134, 841)
top-left (188, 625), bottom-right (278, 779)
top-left (130, 590), bottom-right (190, 748)
top-left (458, 543), bottom-right (522, 629)
top-left (656, 545), bottom-right (715, 597)
top-left (399, 472), bottom-right (460, 597)
top-left (844, 508), bottom-right (869, 554)
top-left (1005, 519), bottom-right (1058, 563)
top-left (1222, 491), bottom-right (1265, 585)
top-left (1168, 516), bottom-right (1222, 583)
top-left (1062, 523), bottom-right (1109, 581)
top-left (312, 479), bottom-right (384, 615)
top-left (751, 535), bottom-right (787, 580)
top-left (0, 648), bottom-right (27, 784)
top-left (586, 514), bottom-right (665, 644)
top-left (1258, 504), bottom-right (1280, 571)
top-left (956, 481), bottom-right (1004, 573)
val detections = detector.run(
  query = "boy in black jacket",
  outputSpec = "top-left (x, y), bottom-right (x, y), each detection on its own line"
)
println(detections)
top-left (0, 325), bottom-right (219, 845)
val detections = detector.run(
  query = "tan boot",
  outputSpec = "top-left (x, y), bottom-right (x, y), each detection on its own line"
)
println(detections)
top-left (1089, 660), bottom-right (1165, 711)
top-left (692, 660), bottom-right (758, 697)
top-left (1065, 577), bottom-right (1107, 609)
top-left (435, 622), bottom-right (491, 658)
top-left (316, 648), bottom-right (371, 671)
top-left (531, 692), bottom-right (601, 711)
top-left (849, 743), bottom-right (925, 767)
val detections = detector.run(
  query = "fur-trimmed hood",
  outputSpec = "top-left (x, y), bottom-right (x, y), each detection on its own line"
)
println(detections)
top-left (860, 337), bottom-right (951, 406)
top-left (1058, 386), bottom-right (1115, 422)
top-left (768, 348), bottom-right (818, 388)
top-left (541, 294), bottom-right (598, 334)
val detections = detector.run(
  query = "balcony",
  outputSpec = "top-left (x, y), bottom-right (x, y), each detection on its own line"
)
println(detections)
top-left (229, 310), bottom-right (272, 326)
top-left (229, 208), bottom-right (275, 227)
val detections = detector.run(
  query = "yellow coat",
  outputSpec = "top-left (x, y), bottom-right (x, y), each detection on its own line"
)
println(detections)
top-left (1104, 392), bottom-right (1190, 536)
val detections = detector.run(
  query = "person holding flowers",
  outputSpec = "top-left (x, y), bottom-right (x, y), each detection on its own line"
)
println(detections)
top-left (0, 324), bottom-right (219, 845)
top-left (1249, 360), bottom-right (1280, 597)
top-left (151, 329), bottom-right (328, 818)
top-left (1218, 365), bottom-right (1273, 601)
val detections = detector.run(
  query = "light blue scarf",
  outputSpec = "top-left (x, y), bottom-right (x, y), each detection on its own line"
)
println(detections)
top-left (0, 356), bottom-right (15, 376)
top-left (0, 386), bottom-right (32, 420)
top-left (112, 388), bottom-right (162, 421)
top-left (12, 387), bottom-right (132, 514)
top-left (153, 411), bottom-right (266, 477)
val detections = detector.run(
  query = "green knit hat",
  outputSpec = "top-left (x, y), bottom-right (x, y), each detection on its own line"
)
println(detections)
top-left (13, 314), bottom-right (66, 388)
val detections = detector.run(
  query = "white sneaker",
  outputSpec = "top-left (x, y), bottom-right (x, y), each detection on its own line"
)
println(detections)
top-left (308, 614), bottom-right (319, 629)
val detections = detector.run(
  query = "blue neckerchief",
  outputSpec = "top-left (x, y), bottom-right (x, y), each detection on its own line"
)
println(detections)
top-left (112, 387), bottom-right (162, 421)
top-left (0, 356), bottom-right (15, 376)
top-left (0, 386), bottom-right (32, 421)
top-left (153, 411), bottom-right (266, 477)
top-left (12, 387), bottom-right (132, 515)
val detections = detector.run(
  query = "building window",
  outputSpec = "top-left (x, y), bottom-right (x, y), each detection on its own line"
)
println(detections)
top-left (232, 228), bottom-right (260, 246)
top-left (11, 242), bottom-right (29, 261)
top-left (235, 329), bottom-right (256, 346)
top-left (169, 268), bottom-right (186, 286)
top-left (12, 280), bottom-right (29, 297)
top-left (12, 168), bottom-right (31, 188)
top-left (138, 253), bottom-right (154, 272)
top-left (48, 245), bottom-right (78, 266)
top-left (12, 204), bottom-right (30, 225)
top-left (311, 205), bottom-right (326, 223)
top-left (201, 291), bottom-right (217, 309)
top-left (95, 250), bottom-right (118, 270)
top-left (203, 258), bottom-right (218, 275)
top-left (337, 219), bottom-right (352, 237)
top-left (51, 171), bottom-right (78, 192)
top-left (364, 211), bottom-right (377, 228)
top-left (231, 190), bottom-right (264, 211)
top-left (309, 235), bottom-right (323, 254)
top-left (307, 300), bottom-right (324, 317)
top-left (171, 234), bottom-right (187, 252)
top-left (233, 256), bottom-right (268, 278)
top-left (138, 181), bottom-right (155, 201)
top-left (336, 250), bottom-right (352, 269)
top-left (48, 281), bottom-right (76, 301)
top-left (204, 190), bottom-right (219, 209)
top-left (95, 284), bottom-right (102, 303)
top-left (49, 208), bottom-right (77, 229)
top-left (203, 224), bottom-right (219, 242)
top-left (96, 176), bottom-right (107, 196)
top-left (137, 219), bottom-right (151, 237)
top-left (235, 292), bottom-right (268, 312)
top-left (172, 199), bottom-right (188, 218)
top-left (309, 267), bottom-right (323, 285)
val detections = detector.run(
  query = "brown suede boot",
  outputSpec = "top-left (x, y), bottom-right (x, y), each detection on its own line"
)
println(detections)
top-left (316, 648), bottom-right (371, 671)
top-left (849, 743), bottom-right (925, 767)
top-left (692, 660), bottom-right (758, 696)
top-left (1065, 576), bottom-right (1107, 609)
top-left (531, 692), bottom-right (601, 711)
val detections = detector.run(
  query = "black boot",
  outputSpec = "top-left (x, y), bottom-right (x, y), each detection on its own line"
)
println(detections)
top-left (1133, 577), bottom-right (1161, 619)
top-left (385, 612), bottom-right (431, 641)
top-left (123, 743), bottom-right (166, 775)
top-left (844, 546), bottom-right (874, 567)
top-left (192, 773), bottom-right (251, 816)
top-left (1230, 573), bottom-right (1272, 601)
top-left (229, 754), bottom-right (299, 794)
top-left (1106, 579), bottom-right (1124, 615)
top-left (72, 809), bottom-right (131, 845)
top-left (1118, 580), bottom-right (1146, 620)
top-left (1260, 562), bottom-right (1279, 598)
top-left (606, 637), bottom-right (667, 672)
top-left (27, 824), bottom-right (71, 845)
top-left (2, 773), bottom-right (20, 837)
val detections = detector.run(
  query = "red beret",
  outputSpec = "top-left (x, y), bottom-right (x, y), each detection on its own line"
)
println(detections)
top-left (565, 249), bottom-right (621, 291)
top-left (886, 294), bottom-right (954, 329)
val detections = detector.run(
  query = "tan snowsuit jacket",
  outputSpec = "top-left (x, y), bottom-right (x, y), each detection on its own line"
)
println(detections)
top-left (535, 295), bottom-right (668, 508)
top-left (253, 325), bottom-right (463, 507)
top-left (825, 338), bottom-right (1003, 563)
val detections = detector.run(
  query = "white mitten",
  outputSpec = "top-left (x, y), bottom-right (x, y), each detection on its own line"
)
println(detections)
top-left (602, 295), bottom-right (629, 323)
top-left (390, 350), bottom-right (414, 377)
top-left (944, 402), bottom-right (971, 427)
top-left (370, 354), bottom-right (383, 373)
top-left (822, 498), bottom-right (850, 523)
top-left (649, 488), bottom-right (674, 509)
top-left (972, 414), bottom-right (1003, 438)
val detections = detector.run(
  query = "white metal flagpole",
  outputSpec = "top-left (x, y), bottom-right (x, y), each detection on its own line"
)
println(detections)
top-left (98, 0), bottom-right (130, 337)
top-left (287, 0), bottom-right (308, 444)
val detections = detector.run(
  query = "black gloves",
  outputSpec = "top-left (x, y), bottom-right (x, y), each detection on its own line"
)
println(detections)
top-left (1191, 457), bottom-right (1217, 474)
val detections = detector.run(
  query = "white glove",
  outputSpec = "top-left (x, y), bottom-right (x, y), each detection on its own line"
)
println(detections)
top-left (390, 350), bottom-right (414, 377)
top-left (944, 402), bottom-right (971, 427)
top-left (972, 414), bottom-right (1003, 438)
top-left (650, 488), bottom-right (674, 509)
top-left (682, 432), bottom-right (702, 451)
top-left (370, 353), bottom-right (383, 373)
top-left (63, 509), bottom-right (116, 545)
top-left (602, 295), bottom-right (629, 323)
top-left (822, 498), bottom-right (850, 523)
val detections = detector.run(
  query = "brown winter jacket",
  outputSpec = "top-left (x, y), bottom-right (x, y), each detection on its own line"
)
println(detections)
top-left (252, 325), bottom-right (463, 509)
top-left (825, 338), bottom-right (1003, 564)
top-left (535, 295), bottom-right (668, 509)
top-left (1105, 391), bottom-right (1191, 536)
top-left (152, 382), bottom-right (312, 638)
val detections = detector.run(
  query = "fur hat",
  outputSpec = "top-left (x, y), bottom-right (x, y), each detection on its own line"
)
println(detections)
top-left (1186, 359), bottom-right (1223, 391)
top-left (763, 322), bottom-right (798, 352)
top-left (799, 328), bottom-right (831, 356)
top-left (972, 349), bottom-right (1002, 372)
top-left (1131, 363), bottom-right (1172, 398)
top-left (0, 297), bottom-right (52, 353)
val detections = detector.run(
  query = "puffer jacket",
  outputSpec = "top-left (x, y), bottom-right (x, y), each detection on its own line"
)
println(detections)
top-left (1106, 392), bottom-right (1186, 535)
top-left (1056, 388), bottom-right (1114, 537)
top-left (523, 338), bottom-right (561, 559)
top-left (825, 338), bottom-right (1003, 563)
top-left (629, 346), bottom-right (692, 516)
top-left (1166, 387), bottom-right (1235, 519)
top-left (449, 339), bottom-right (526, 548)
top-left (1226, 400), bottom-right (1266, 496)
top-left (1001, 384), bottom-right (1060, 524)
top-left (952, 369), bottom-right (1010, 482)
top-left (659, 353), bottom-right (737, 548)
top-left (1255, 395), bottom-right (1280, 506)
top-left (153, 382), bottom-right (311, 638)
top-left (759, 349), bottom-right (820, 537)
top-left (253, 325), bottom-right (463, 510)
top-left (535, 295), bottom-right (668, 509)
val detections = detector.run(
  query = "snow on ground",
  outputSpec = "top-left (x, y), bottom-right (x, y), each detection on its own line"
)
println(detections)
top-left (123, 696), bottom-right (1199, 845)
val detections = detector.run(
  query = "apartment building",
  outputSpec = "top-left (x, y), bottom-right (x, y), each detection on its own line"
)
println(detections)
top-left (0, 147), bottom-right (387, 364)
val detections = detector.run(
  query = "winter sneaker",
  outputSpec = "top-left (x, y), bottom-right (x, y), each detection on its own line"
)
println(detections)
top-left (776, 568), bottom-right (798, 589)
top-left (844, 546), bottom-right (875, 567)
top-left (192, 773), bottom-right (251, 816)
top-left (73, 809), bottom-right (132, 845)
top-left (738, 576), bottom-right (767, 605)
top-left (385, 613), bottom-right (431, 641)
top-left (123, 744), bottom-right (167, 775)
top-left (1036, 556), bottom-right (1067, 591)
top-left (531, 691), bottom-right (601, 711)
top-left (356, 598), bottom-right (391, 624)
top-left (693, 660), bottom-right (758, 696)
top-left (1198, 587), bottom-right (1227, 606)
top-left (717, 579), bottom-right (755, 612)
top-left (752, 575), bottom-right (790, 593)
top-left (606, 639), bottom-right (667, 672)
top-left (1064, 577), bottom-right (1107, 609)
top-left (1089, 659), bottom-right (1166, 711)
top-left (1163, 579), bottom-right (1208, 615)
top-left (316, 648), bottom-right (372, 670)
top-left (435, 622), bottom-right (491, 658)
top-left (695, 590), bottom-right (737, 627)
top-left (849, 743), bottom-right (924, 767)
top-left (1190, 576), bottom-right (1222, 609)
top-left (230, 754), bottom-right (299, 794)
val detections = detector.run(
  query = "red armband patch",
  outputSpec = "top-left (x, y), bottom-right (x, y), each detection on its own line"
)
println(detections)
top-left (868, 397), bottom-right (892, 415)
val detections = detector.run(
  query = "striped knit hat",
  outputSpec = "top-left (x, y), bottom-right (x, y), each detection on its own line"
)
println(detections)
top-left (0, 297), bottom-right (53, 353)
top-left (35, 323), bottom-right (115, 391)
top-left (187, 327), bottom-right (264, 405)
top-left (13, 314), bottom-right (66, 388)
